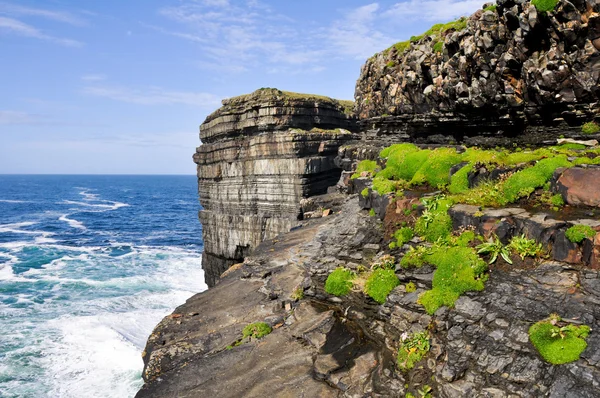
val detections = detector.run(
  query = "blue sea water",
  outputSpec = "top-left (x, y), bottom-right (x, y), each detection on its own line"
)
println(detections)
top-left (0, 175), bottom-right (207, 398)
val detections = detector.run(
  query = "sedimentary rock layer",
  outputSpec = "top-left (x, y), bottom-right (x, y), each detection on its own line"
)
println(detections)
top-left (194, 89), bottom-right (357, 286)
top-left (355, 0), bottom-right (600, 144)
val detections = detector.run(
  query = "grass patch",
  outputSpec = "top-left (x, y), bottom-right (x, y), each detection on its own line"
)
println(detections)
top-left (565, 225), bottom-right (596, 243)
top-left (392, 227), bottom-right (415, 247)
top-left (242, 322), bottom-right (272, 340)
top-left (411, 148), bottom-right (463, 188)
top-left (449, 163), bottom-right (473, 194)
top-left (550, 194), bottom-right (565, 207)
top-left (415, 196), bottom-right (454, 242)
top-left (433, 41), bottom-right (444, 53)
top-left (325, 267), bottom-right (355, 296)
top-left (397, 331), bottom-right (431, 371)
top-left (484, 4), bottom-right (497, 12)
top-left (365, 269), bottom-right (400, 304)
top-left (508, 234), bottom-right (543, 260)
top-left (352, 160), bottom-right (379, 179)
top-left (529, 314), bottom-right (590, 365)
top-left (582, 121), bottom-right (600, 134)
top-left (372, 175), bottom-right (400, 195)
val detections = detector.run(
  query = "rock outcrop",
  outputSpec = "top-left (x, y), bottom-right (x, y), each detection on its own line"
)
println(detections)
top-left (355, 0), bottom-right (600, 145)
top-left (193, 88), bottom-right (357, 286)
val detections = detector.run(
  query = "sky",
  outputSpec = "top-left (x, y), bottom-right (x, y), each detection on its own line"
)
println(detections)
top-left (0, 0), bottom-right (486, 174)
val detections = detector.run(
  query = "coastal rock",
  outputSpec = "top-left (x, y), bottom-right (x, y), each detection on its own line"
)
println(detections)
top-left (194, 88), bottom-right (357, 286)
top-left (553, 167), bottom-right (600, 207)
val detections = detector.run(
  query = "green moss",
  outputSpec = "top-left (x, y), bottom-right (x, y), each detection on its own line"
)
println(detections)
top-left (369, 208), bottom-right (376, 217)
top-left (365, 268), bottom-right (400, 304)
top-left (508, 234), bottom-right (543, 260)
top-left (405, 281), bottom-right (417, 293)
top-left (532, 0), bottom-right (559, 12)
top-left (380, 143), bottom-right (419, 159)
top-left (433, 41), bottom-right (444, 53)
top-left (393, 41), bottom-right (410, 54)
top-left (550, 194), bottom-right (565, 207)
top-left (361, 187), bottom-right (369, 198)
top-left (500, 156), bottom-right (572, 204)
top-left (325, 267), bottom-right (355, 296)
top-left (400, 246), bottom-right (429, 268)
top-left (411, 148), bottom-right (463, 188)
top-left (386, 60), bottom-right (396, 68)
top-left (449, 163), bottom-right (473, 194)
top-left (582, 121), bottom-right (600, 134)
top-left (417, 245), bottom-right (487, 314)
top-left (397, 331), bottom-right (430, 371)
top-left (414, 197), bottom-right (454, 242)
top-left (462, 148), bottom-right (505, 165)
top-left (393, 227), bottom-right (415, 247)
top-left (450, 179), bottom-right (505, 208)
top-left (455, 230), bottom-right (477, 247)
top-left (529, 315), bottom-right (590, 365)
top-left (555, 143), bottom-right (586, 151)
top-left (291, 287), bottom-right (304, 301)
top-left (242, 322), bottom-right (272, 339)
top-left (484, 4), bottom-right (497, 12)
top-left (573, 157), bottom-right (600, 166)
top-left (372, 175), bottom-right (399, 195)
top-left (351, 160), bottom-right (379, 179)
top-left (565, 225), bottom-right (596, 243)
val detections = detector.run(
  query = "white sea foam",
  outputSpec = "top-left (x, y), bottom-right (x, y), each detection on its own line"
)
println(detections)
top-left (61, 200), bottom-right (130, 211)
top-left (0, 199), bottom-right (31, 204)
top-left (0, 264), bottom-right (15, 280)
top-left (79, 190), bottom-right (100, 201)
top-left (59, 214), bottom-right (86, 230)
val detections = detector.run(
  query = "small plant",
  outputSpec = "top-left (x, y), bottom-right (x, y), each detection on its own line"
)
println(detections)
top-left (242, 322), bottom-right (272, 340)
top-left (508, 234), bottom-right (543, 260)
top-left (351, 160), bottom-right (379, 179)
top-left (529, 314), bottom-right (590, 365)
top-left (371, 254), bottom-right (396, 270)
top-left (361, 187), bottom-right (369, 198)
top-left (397, 331), bottom-right (430, 371)
top-left (550, 193), bottom-right (565, 207)
top-left (365, 268), bottom-right (400, 304)
top-left (582, 121), bottom-right (600, 134)
top-left (392, 227), bottom-right (414, 247)
top-left (565, 225), bottom-right (596, 244)
top-left (369, 208), bottom-right (376, 217)
top-left (400, 245), bottom-right (430, 268)
top-left (476, 235), bottom-right (513, 264)
top-left (432, 41), bottom-right (443, 53)
top-left (417, 385), bottom-right (433, 398)
top-left (484, 4), bottom-right (497, 12)
top-left (291, 287), bottom-right (304, 301)
top-left (386, 60), bottom-right (396, 68)
top-left (325, 267), bottom-right (355, 296)
top-left (405, 281), bottom-right (417, 293)
top-left (532, 0), bottom-right (559, 12)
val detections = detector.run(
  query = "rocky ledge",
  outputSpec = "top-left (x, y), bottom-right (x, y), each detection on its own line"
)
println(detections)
top-left (193, 88), bottom-right (357, 286)
top-left (355, 0), bottom-right (600, 145)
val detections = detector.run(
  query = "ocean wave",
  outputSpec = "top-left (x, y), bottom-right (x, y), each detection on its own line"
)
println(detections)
top-left (59, 214), bottom-right (87, 230)
top-left (61, 200), bottom-right (130, 212)
top-left (0, 199), bottom-right (31, 204)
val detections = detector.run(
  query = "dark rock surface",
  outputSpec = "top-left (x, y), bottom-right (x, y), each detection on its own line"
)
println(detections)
top-left (194, 88), bottom-right (358, 286)
top-left (354, 0), bottom-right (600, 145)
top-left (553, 166), bottom-right (600, 207)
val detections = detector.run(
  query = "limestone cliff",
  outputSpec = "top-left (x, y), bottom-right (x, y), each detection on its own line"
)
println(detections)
top-left (355, 0), bottom-right (600, 145)
top-left (193, 88), bottom-right (357, 286)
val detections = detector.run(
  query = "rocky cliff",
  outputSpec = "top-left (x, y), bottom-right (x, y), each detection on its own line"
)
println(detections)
top-left (355, 0), bottom-right (600, 145)
top-left (193, 88), bottom-right (357, 286)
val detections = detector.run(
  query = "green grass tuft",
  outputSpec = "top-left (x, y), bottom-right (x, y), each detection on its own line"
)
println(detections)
top-left (325, 267), bottom-right (355, 296)
top-left (352, 160), bottom-right (379, 179)
top-left (414, 197), bottom-right (454, 242)
top-left (392, 227), bottom-right (415, 247)
top-left (397, 331), bottom-right (430, 371)
top-left (365, 269), bottom-right (400, 304)
top-left (405, 281), bottom-right (416, 293)
top-left (242, 322), bottom-right (272, 339)
top-left (582, 121), bottom-right (600, 134)
top-left (529, 315), bottom-right (590, 365)
top-left (433, 41), bottom-right (444, 53)
top-left (565, 225), bottom-right (596, 243)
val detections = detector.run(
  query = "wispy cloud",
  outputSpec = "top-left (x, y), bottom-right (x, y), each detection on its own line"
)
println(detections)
top-left (384, 0), bottom-right (483, 21)
top-left (0, 2), bottom-right (86, 26)
top-left (0, 16), bottom-right (82, 46)
top-left (0, 110), bottom-right (41, 125)
top-left (82, 85), bottom-right (221, 107)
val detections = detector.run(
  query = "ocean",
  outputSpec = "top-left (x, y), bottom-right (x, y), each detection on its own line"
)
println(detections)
top-left (0, 175), bottom-right (207, 398)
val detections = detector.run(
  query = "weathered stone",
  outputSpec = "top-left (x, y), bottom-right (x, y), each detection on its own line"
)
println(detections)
top-left (554, 167), bottom-right (600, 207)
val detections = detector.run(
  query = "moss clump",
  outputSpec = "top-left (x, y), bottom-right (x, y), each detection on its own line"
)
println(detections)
top-left (242, 322), bottom-right (272, 339)
top-left (400, 246), bottom-right (429, 268)
top-left (365, 268), bottom-right (400, 304)
top-left (380, 143), bottom-right (419, 159)
top-left (550, 194), bottom-right (565, 207)
top-left (433, 41), bottom-right (444, 53)
top-left (352, 160), bottom-right (379, 179)
top-left (369, 208), bottom-right (376, 217)
top-left (417, 245), bottom-right (487, 314)
top-left (484, 4), bottom-right (497, 12)
top-left (372, 175), bottom-right (399, 195)
top-left (405, 281), bottom-right (417, 293)
top-left (397, 331), bottom-right (430, 371)
top-left (411, 148), bottom-right (463, 188)
top-left (415, 197), bottom-right (454, 242)
top-left (500, 156), bottom-right (572, 204)
top-left (325, 267), bottom-right (355, 296)
top-left (392, 227), bottom-right (415, 247)
top-left (582, 121), bottom-right (600, 134)
top-left (361, 187), bottom-right (369, 198)
top-left (565, 225), bottom-right (596, 243)
top-left (449, 163), bottom-right (473, 194)
top-left (532, 0), bottom-right (559, 12)
top-left (386, 60), bottom-right (396, 68)
top-left (529, 315), bottom-right (590, 365)
top-left (508, 234), bottom-right (543, 260)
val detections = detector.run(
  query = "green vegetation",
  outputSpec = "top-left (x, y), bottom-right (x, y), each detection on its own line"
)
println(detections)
top-left (405, 281), bottom-right (417, 293)
top-left (397, 331), bottom-right (431, 371)
top-left (352, 160), bottom-right (379, 179)
top-left (369, 208), bottom-right (376, 217)
top-left (365, 269), bottom-right (400, 303)
top-left (361, 188), bottom-right (369, 198)
top-left (433, 41), bottom-right (444, 53)
top-left (565, 225), bottom-right (596, 243)
top-left (415, 196), bottom-right (454, 242)
top-left (550, 194), bottom-right (565, 207)
top-left (529, 314), bottom-right (590, 365)
top-left (400, 246), bottom-right (429, 268)
top-left (325, 267), bottom-right (355, 296)
top-left (291, 287), bottom-right (304, 301)
top-left (411, 148), bottom-right (463, 188)
top-left (508, 234), bottom-right (543, 260)
top-left (386, 60), bottom-right (396, 68)
top-left (449, 163), bottom-right (473, 194)
top-left (532, 0), bottom-right (559, 12)
top-left (371, 254), bottom-right (396, 270)
top-left (392, 227), bottom-right (415, 247)
top-left (242, 322), bottom-right (272, 340)
top-left (582, 121), bottom-right (600, 134)
top-left (484, 4), bottom-right (498, 12)
top-left (372, 175), bottom-right (401, 195)
top-left (476, 235), bottom-right (513, 264)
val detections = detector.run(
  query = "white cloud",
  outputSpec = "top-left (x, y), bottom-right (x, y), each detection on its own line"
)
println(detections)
top-left (0, 16), bottom-right (83, 46)
top-left (0, 2), bottom-right (86, 26)
top-left (384, 0), bottom-right (483, 21)
top-left (82, 85), bottom-right (221, 107)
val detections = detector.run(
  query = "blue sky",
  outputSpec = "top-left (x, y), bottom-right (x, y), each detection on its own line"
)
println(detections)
top-left (0, 0), bottom-right (485, 174)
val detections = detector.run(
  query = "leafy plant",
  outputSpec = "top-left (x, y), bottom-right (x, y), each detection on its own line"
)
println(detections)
top-left (508, 234), bottom-right (543, 260)
top-left (351, 160), bottom-right (379, 179)
top-left (325, 267), bottom-right (355, 296)
top-left (365, 268), bottom-right (400, 304)
top-left (529, 314), bottom-right (590, 365)
top-left (550, 194), bottom-right (565, 207)
top-left (291, 287), bottom-right (304, 301)
top-left (476, 235), bottom-right (513, 264)
top-left (369, 208), bottom-right (376, 217)
top-left (565, 225), bottom-right (596, 243)
top-left (371, 254), bottom-right (396, 270)
top-left (532, 0), bottom-right (559, 12)
top-left (242, 322), bottom-right (272, 340)
top-left (582, 121), bottom-right (600, 134)
top-left (397, 331), bottom-right (431, 371)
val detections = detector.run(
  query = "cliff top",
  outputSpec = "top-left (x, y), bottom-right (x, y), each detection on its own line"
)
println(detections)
top-left (224, 88), bottom-right (354, 115)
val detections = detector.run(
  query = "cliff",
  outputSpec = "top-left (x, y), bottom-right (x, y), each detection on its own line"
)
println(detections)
top-left (355, 0), bottom-right (600, 145)
top-left (193, 88), bottom-right (357, 286)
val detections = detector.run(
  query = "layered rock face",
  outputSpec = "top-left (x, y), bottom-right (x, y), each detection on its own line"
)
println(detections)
top-left (193, 88), bottom-right (357, 286)
top-left (355, 0), bottom-right (600, 145)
